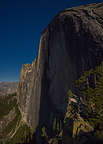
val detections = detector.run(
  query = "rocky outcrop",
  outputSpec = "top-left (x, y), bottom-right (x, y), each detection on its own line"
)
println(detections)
top-left (18, 1), bottom-right (103, 142)
top-left (62, 92), bottom-right (94, 144)
top-left (17, 61), bottom-right (37, 125)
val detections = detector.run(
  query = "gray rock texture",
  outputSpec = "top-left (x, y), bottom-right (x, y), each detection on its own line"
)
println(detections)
top-left (17, 1), bottom-right (103, 135)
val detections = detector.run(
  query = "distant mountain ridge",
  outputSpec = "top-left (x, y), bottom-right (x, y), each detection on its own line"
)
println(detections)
top-left (0, 82), bottom-right (17, 97)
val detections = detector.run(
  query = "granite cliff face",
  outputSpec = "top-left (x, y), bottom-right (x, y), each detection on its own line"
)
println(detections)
top-left (18, 2), bottom-right (103, 142)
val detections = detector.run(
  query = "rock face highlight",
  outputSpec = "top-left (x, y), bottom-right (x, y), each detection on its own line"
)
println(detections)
top-left (18, 1), bottom-right (103, 139)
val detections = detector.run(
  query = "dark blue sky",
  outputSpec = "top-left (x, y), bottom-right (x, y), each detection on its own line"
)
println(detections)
top-left (0, 0), bottom-right (102, 81)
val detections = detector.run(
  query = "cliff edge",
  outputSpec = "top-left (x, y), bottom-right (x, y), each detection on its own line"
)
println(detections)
top-left (17, 2), bottom-right (103, 143)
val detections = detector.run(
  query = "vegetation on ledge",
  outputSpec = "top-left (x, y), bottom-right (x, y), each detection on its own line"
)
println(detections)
top-left (38, 62), bottom-right (103, 144)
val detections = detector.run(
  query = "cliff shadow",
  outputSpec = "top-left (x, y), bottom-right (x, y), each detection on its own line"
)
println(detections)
top-left (32, 59), bottom-right (68, 144)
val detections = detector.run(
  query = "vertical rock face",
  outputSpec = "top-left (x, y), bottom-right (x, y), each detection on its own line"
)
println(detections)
top-left (18, 63), bottom-right (34, 123)
top-left (17, 31), bottom-right (49, 129)
top-left (18, 1), bottom-right (103, 135)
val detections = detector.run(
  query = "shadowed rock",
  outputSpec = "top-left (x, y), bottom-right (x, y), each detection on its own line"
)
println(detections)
top-left (17, 2), bottom-right (103, 142)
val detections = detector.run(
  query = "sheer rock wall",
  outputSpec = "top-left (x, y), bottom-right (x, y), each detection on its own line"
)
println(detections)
top-left (17, 2), bottom-right (103, 133)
